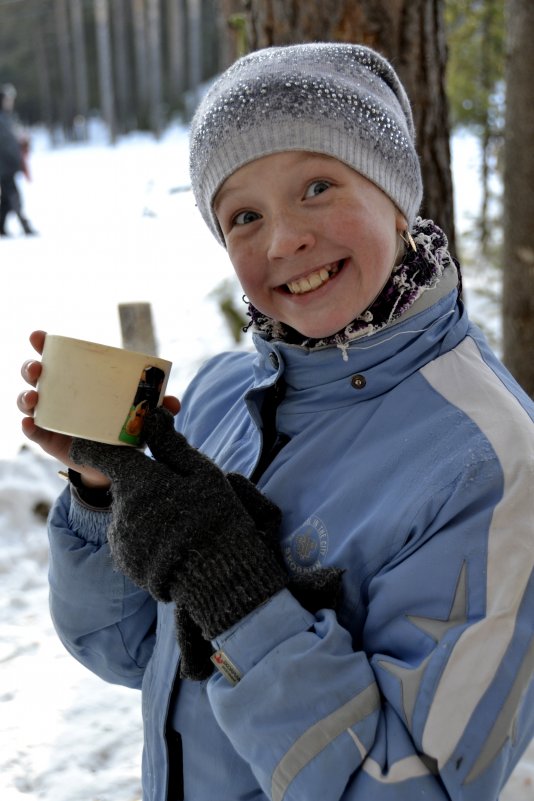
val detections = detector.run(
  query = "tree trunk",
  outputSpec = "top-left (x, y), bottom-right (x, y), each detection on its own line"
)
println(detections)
top-left (70, 0), bottom-right (90, 138)
top-left (54, 0), bottom-right (75, 135)
top-left (479, 125), bottom-right (491, 255)
top-left (146, 0), bottom-right (163, 136)
top-left (94, 0), bottom-right (117, 143)
top-left (245, 0), bottom-right (456, 255)
top-left (478, 1), bottom-right (500, 256)
top-left (201, 0), bottom-right (221, 79)
top-left (132, 0), bottom-right (149, 126)
top-left (186, 0), bottom-right (203, 116)
top-left (502, 0), bottom-right (534, 397)
top-left (218, 0), bottom-right (246, 69)
top-left (167, 0), bottom-right (187, 108)
top-left (111, 0), bottom-right (133, 133)
top-left (34, 11), bottom-right (55, 139)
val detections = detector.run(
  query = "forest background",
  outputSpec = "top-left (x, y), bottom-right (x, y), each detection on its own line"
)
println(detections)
top-left (0, 0), bottom-right (532, 395)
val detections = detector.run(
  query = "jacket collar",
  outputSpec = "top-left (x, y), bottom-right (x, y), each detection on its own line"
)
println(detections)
top-left (250, 263), bottom-right (467, 413)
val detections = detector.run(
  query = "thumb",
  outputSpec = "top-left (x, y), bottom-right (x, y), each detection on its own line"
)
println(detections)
top-left (70, 437), bottom-right (149, 482)
top-left (226, 473), bottom-right (282, 538)
top-left (143, 406), bottom-right (191, 473)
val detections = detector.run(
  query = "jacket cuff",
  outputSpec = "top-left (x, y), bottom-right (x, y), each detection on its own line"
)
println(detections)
top-left (68, 468), bottom-right (113, 508)
top-left (211, 589), bottom-right (314, 680)
top-left (68, 484), bottom-right (112, 545)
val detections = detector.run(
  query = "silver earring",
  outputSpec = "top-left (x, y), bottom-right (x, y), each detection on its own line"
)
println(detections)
top-left (400, 230), bottom-right (417, 252)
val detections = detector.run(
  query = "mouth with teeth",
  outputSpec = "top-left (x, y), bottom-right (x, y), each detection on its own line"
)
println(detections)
top-left (284, 260), bottom-right (344, 295)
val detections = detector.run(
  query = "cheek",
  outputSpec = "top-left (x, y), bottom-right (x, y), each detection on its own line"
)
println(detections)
top-left (334, 206), bottom-right (398, 267)
top-left (228, 246), bottom-right (260, 297)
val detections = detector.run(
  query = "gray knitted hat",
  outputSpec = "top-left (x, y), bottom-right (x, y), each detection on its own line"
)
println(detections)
top-left (189, 42), bottom-right (423, 243)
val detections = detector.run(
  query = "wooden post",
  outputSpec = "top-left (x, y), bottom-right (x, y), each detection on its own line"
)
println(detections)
top-left (119, 302), bottom-right (158, 355)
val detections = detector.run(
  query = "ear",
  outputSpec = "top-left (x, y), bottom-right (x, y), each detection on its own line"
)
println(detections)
top-left (396, 213), bottom-right (408, 233)
top-left (397, 214), bottom-right (417, 253)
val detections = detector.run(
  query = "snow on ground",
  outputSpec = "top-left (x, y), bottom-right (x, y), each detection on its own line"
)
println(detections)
top-left (1, 120), bottom-right (240, 461)
top-left (0, 123), bottom-right (532, 800)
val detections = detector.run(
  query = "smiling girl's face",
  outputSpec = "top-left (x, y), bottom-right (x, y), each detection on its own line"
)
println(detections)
top-left (214, 151), bottom-right (407, 339)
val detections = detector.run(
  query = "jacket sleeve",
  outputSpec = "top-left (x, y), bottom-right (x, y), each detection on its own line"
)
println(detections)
top-left (48, 485), bottom-right (157, 689)
top-left (205, 452), bottom-right (534, 801)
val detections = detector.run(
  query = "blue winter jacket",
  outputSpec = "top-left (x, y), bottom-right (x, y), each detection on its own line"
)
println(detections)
top-left (48, 266), bottom-right (534, 801)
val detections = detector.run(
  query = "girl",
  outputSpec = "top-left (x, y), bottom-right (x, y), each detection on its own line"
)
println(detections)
top-left (18, 43), bottom-right (534, 801)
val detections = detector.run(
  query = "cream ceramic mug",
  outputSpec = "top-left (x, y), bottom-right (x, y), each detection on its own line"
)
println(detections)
top-left (35, 335), bottom-right (172, 446)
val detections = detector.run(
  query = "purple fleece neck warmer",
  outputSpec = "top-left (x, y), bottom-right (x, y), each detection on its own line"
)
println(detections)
top-left (246, 218), bottom-right (458, 354)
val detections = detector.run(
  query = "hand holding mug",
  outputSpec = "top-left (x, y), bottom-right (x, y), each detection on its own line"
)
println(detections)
top-left (18, 330), bottom-right (180, 490)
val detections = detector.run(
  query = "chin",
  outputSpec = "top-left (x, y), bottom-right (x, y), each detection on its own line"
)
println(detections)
top-left (291, 319), bottom-right (358, 341)
top-left (299, 329), bottom-right (339, 339)
top-left (285, 308), bottom-right (365, 340)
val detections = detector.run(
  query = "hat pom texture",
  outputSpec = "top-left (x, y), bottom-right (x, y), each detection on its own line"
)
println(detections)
top-left (189, 43), bottom-right (423, 243)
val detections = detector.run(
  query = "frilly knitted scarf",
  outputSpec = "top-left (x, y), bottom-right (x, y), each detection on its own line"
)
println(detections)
top-left (245, 218), bottom-right (459, 356)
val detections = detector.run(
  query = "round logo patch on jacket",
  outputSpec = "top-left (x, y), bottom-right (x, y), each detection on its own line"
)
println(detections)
top-left (284, 515), bottom-right (329, 574)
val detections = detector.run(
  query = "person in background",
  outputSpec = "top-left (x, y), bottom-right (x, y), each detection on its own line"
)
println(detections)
top-left (0, 83), bottom-right (35, 237)
top-left (18, 43), bottom-right (533, 801)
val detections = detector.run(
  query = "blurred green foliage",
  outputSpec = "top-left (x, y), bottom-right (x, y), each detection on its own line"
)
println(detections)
top-left (445, 0), bottom-right (506, 257)
top-left (445, 0), bottom-right (505, 135)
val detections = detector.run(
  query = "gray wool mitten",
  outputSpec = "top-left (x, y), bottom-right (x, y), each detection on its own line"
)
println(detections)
top-left (70, 407), bottom-right (343, 679)
top-left (70, 408), bottom-right (287, 636)
top-left (226, 471), bottom-right (344, 615)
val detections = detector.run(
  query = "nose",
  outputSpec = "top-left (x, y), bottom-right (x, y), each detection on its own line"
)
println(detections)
top-left (267, 211), bottom-right (315, 261)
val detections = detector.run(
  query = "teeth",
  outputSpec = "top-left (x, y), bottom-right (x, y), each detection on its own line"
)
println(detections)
top-left (287, 263), bottom-right (339, 295)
